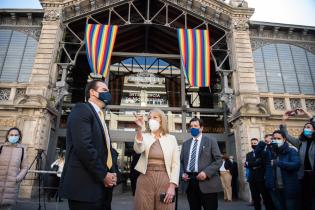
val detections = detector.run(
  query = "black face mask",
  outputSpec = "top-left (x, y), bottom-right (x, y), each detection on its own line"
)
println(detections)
top-left (251, 145), bottom-right (257, 150)
top-left (98, 91), bottom-right (112, 105)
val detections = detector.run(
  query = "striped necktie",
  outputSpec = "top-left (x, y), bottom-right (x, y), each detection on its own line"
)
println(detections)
top-left (98, 110), bottom-right (113, 169)
top-left (189, 139), bottom-right (198, 172)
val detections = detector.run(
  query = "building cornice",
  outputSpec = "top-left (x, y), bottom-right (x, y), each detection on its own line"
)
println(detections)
top-left (250, 20), bottom-right (315, 31)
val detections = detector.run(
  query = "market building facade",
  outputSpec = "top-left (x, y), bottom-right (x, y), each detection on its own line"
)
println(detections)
top-left (0, 0), bottom-right (314, 200)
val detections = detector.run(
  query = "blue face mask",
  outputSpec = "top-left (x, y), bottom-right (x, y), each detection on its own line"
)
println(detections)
top-left (8, 136), bottom-right (19, 144)
top-left (272, 139), bottom-right (284, 147)
top-left (191, 128), bottom-right (200, 137)
top-left (98, 92), bottom-right (112, 105)
top-left (303, 129), bottom-right (313, 137)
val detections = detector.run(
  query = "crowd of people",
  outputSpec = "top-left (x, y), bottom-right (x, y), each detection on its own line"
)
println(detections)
top-left (0, 80), bottom-right (314, 210)
top-left (245, 108), bottom-right (315, 210)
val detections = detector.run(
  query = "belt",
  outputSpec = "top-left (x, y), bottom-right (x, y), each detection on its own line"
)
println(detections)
top-left (147, 165), bottom-right (166, 171)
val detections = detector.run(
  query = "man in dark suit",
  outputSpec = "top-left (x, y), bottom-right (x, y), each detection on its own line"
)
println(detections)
top-left (245, 138), bottom-right (275, 210)
top-left (59, 80), bottom-right (117, 210)
top-left (229, 155), bottom-right (239, 199)
top-left (180, 117), bottom-right (222, 210)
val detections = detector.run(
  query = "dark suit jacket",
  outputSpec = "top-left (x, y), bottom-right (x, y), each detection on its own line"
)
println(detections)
top-left (245, 151), bottom-right (265, 182)
top-left (180, 135), bottom-right (222, 193)
top-left (59, 103), bottom-right (110, 202)
top-left (223, 159), bottom-right (233, 171)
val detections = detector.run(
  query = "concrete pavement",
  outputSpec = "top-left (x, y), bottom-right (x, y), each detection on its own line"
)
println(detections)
top-left (14, 193), bottom-right (253, 210)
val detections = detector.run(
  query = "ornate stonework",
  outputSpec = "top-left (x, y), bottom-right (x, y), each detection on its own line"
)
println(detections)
top-left (306, 99), bottom-right (315, 111)
top-left (260, 97), bottom-right (268, 109)
top-left (265, 126), bottom-right (301, 137)
top-left (43, 8), bottom-right (61, 21)
top-left (0, 119), bottom-right (16, 127)
top-left (290, 98), bottom-right (302, 109)
top-left (16, 88), bottom-right (26, 99)
top-left (0, 88), bottom-right (11, 101)
top-left (232, 18), bottom-right (250, 31)
top-left (274, 98), bottom-right (286, 110)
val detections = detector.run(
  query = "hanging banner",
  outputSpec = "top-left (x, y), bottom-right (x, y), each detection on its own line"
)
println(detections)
top-left (85, 24), bottom-right (118, 78)
top-left (177, 28), bottom-right (210, 87)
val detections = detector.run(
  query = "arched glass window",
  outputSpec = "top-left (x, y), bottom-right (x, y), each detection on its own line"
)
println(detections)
top-left (0, 29), bottom-right (38, 82)
top-left (253, 43), bottom-right (315, 94)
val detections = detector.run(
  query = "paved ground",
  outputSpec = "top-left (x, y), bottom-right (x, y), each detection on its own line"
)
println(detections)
top-left (14, 193), bottom-right (253, 210)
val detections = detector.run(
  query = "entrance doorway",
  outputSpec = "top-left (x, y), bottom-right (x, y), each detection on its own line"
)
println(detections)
top-left (51, 0), bottom-right (234, 192)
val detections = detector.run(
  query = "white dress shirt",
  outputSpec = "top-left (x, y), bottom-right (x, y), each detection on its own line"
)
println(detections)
top-left (89, 101), bottom-right (112, 154)
top-left (186, 134), bottom-right (202, 172)
top-left (219, 160), bottom-right (227, 172)
top-left (89, 101), bottom-right (101, 119)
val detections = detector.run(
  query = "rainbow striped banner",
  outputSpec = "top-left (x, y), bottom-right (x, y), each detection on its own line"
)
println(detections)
top-left (177, 29), bottom-right (210, 87)
top-left (85, 24), bottom-right (118, 78)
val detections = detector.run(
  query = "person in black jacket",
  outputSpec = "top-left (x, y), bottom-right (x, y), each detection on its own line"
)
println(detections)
top-left (130, 151), bottom-right (140, 196)
top-left (258, 130), bottom-right (300, 210)
top-left (59, 80), bottom-right (117, 210)
top-left (245, 138), bottom-right (275, 210)
top-left (229, 156), bottom-right (239, 199)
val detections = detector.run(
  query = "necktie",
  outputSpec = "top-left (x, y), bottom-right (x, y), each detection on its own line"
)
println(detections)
top-left (189, 139), bottom-right (198, 172)
top-left (98, 111), bottom-right (113, 169)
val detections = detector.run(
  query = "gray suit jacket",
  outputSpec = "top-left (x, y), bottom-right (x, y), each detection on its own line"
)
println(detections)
top-left (180, 135), bottom-right (222, 193)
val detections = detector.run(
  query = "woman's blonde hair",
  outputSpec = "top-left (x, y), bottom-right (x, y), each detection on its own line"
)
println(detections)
top-left (148, 108), bottom-right (169, 135)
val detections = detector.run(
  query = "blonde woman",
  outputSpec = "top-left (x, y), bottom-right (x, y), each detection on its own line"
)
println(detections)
top-left (133, 108), bottom-right (180, 210)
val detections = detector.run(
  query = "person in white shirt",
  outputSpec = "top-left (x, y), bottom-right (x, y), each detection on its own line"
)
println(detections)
top-left (51, 153), bottom-right (65, 178)
top-left (180, 117), bottom-right (222, 210)
top-left (219, 154), bottom-right (233, 202)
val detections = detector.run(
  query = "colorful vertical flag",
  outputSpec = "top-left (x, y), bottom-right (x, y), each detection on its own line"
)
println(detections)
top-left (177, 28), bottom-right (210, 87)
top-left (85, 24), bottom-right (118, 78)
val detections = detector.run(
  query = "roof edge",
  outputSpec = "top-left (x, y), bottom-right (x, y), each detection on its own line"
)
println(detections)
top-left (0, 8), bottom-right (44, 13)
top-left (250, 20), bottom-right (315, 30)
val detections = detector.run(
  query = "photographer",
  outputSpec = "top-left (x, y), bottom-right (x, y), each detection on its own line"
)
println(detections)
top-left (280, 108), bottom-right (315, 210)
top-left (257, 130), bottom-right (300, 210)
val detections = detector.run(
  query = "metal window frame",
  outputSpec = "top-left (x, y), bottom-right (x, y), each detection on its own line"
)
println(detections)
top-left (53, 0), bottom-right (234, 142)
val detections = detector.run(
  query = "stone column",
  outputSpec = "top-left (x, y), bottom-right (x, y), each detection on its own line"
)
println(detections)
top-left (227, 11), bottom-right (269, 200)
top-left (18, 2), bottom-right (64, 198)
top-left (28, 6), bottom-right (63, 97)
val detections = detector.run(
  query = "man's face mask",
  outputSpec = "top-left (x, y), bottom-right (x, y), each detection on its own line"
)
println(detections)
top-left (190, 128), bottom-right (200, 137)
top-left (98, 91), bottom-right (112, 105)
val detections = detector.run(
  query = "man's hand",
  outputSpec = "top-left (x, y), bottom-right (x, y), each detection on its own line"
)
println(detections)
top-left (182, 173), bottom-right (190, 182)
top-left (196, 171), bottom-right (207, 181)
top-left (104, 173), bottom-right (117, 188)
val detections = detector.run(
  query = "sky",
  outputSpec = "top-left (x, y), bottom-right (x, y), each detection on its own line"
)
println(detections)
top-left (0, 0), bottom-right (314, 27)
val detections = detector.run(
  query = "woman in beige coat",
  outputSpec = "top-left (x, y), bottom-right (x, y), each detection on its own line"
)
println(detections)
top-left (133, 108), bottom-right (180, 210)
top-left (0, 127), bottom-right (28, 210)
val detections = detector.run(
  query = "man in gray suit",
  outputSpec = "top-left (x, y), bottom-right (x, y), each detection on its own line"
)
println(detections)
top-left (180, 117), bottom-right (222, 210)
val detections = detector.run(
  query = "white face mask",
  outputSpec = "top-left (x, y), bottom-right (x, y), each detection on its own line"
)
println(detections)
top-left (148, 119), bottom-right (160, 132)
